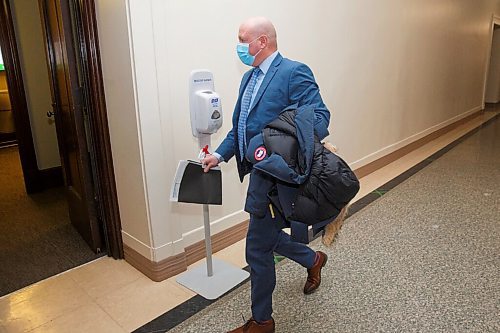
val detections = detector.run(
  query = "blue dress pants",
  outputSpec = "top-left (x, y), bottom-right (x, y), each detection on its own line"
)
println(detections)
top-left (246, 207), bottom-right (316, 322)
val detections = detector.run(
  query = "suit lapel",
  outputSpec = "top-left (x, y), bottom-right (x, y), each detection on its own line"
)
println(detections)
top-left (249, 53), bottom-right (283, 111)
top-left (239, 70), bottom-right (253, 97)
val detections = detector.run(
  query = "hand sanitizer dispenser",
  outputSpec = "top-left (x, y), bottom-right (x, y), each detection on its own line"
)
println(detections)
top-left (189, 70), bottom-right (223, 137)
top-left (175, 69), bottom-right (249, 300)
top-left (193, 90), bottom-right (222, 134)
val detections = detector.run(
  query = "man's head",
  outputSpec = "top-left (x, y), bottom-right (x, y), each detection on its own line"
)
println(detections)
top-left (237, 17), bottom-right (277, 67)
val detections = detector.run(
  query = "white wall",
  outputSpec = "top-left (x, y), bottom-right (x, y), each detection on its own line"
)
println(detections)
top-left (485, 27), bottom-right (500, 102)
top-left (10, 0), bottom-right (60, 170)
top-left (97, 0), bottom-right (500, 262)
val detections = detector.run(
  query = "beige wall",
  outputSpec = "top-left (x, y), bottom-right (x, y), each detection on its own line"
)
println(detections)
top-left (96, 0), bottom-right (500, 262)
top-left (485, 26), bottom-right (500, 102)
top-left (10, 0), bottom-right (60, 170)
top-left (94, 0), bottom-right (153, 259)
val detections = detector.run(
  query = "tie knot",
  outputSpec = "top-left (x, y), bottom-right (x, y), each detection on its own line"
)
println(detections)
top-left (253, 68), bottom-right (261, 78)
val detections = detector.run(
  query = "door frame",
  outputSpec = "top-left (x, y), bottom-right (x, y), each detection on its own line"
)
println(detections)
top-left (0, 0), bottom-right (40, 193)
top-left (482, 14), bottom-right (500, 108)
top-left (0, 0), bottom-right (123, 259)
top-left (73, 0), bottom-right (123, 258)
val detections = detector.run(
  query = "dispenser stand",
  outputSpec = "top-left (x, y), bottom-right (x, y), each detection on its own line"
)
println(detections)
top-left (176, 135), bottom-right (249, 300)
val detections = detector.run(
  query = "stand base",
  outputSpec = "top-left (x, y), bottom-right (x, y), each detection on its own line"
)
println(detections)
top-left (176, 258), bottom-right (250, 300)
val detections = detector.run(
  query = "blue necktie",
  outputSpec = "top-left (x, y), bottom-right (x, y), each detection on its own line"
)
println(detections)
top-left (238, 68), bottom-right (261, 160)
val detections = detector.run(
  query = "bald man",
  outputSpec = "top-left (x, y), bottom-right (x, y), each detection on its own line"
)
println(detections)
top-left (203, 17), bottom-right (330, 333)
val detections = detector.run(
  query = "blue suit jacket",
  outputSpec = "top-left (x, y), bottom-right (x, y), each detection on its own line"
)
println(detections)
top-left (216, 53), bottom-right (330, 181)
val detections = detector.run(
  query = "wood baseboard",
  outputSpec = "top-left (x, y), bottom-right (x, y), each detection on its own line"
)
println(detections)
top-left (124, 220), bottom-right (249, 282)
top-left (16, 166), bottom-right (64, 193)
top-left (353, 110), bottom-right (482, 178)
top-left (124, 244), bottom-right (187, 282)
top-left (39, 166), bottom-right (64, 189)
top-left (0, 132), bottom-right (16, 143)
top-left (184, 220), bottom-right (249, 266)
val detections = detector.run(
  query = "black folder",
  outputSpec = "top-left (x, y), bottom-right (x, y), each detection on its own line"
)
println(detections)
top-left (171, 160), bottom-right (222, 205)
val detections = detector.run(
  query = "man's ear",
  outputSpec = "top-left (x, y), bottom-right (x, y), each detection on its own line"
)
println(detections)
top-left (260, 35), bottom-right (269, 48)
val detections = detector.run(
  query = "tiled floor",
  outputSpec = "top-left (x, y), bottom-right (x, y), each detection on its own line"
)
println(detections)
top-left (0, 110), bottom-right (498, 333)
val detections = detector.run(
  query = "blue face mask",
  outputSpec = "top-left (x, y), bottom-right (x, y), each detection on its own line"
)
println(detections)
top-left (237, 37), bottom-right (262, 66)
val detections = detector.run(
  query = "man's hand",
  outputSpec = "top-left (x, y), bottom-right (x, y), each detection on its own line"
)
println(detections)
top-left (202, 154), bottom-right (219, 173)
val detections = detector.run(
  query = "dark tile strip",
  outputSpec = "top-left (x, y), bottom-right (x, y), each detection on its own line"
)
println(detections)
top-left (132, 296), bottom-right (213, 333)
top-left (134, 113), bottom-right (499, 333)
top-left (132, 266), bottom-right (251, 333)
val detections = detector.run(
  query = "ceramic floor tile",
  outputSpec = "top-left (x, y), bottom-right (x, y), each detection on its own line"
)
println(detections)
top-left (30, 303), bottom-right (126, 333)
top-left (94, 276), bottom-right (196, 332)
top-left (165, 275), bottom-right (201, 298)
top-left (213, 239), bottom-right (247, 268)
top-left (169, 239), bottom-right (249, 299)
top-left (65, 257), bottom-right (144, 299)
top-left (0, 275), bottom-right (93, 332)
top-left (0, 273), bottom-right (78, 307)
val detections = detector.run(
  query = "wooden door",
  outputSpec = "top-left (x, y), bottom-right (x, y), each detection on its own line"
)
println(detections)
top-left (39, 0), bottom-right (103, 252)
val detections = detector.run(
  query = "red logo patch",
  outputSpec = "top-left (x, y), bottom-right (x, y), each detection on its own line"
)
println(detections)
top-left (254, 147), bottom-right (267, 161)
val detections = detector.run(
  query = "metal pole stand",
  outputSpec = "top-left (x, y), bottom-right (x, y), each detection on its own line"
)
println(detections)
top-left (176, 136), bottom-right (249, 300)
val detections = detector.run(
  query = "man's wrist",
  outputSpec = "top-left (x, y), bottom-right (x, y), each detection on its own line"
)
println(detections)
top-left (212, 152), bottom-right (224, 163)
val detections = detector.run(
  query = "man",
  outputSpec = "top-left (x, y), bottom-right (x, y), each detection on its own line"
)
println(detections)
top-left (202, 17), bottom-right (330, 333)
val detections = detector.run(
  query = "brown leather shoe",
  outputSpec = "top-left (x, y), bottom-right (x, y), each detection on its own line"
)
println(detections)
top-left (303, 251), bottom-right (328, 294)
top-left (227, 317), bottom-right (275, 333)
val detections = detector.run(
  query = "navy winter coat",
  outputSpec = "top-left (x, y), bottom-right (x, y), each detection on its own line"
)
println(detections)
top-left (246, 105), bottom-right (359, 229)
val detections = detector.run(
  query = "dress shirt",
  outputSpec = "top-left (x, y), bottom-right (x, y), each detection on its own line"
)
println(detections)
top-left (213, 51), bottom-right (279, 163)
